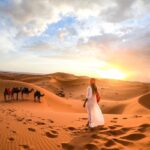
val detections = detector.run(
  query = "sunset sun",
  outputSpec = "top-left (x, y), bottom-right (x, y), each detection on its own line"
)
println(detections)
top-left (96, 68), bottom-right (127, 80)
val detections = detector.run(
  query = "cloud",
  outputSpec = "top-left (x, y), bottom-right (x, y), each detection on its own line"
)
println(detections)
top-left (0, 19), bottom-right (17, 53)
top-left (71, 12), bottom-right (150, 81)
top-left (0, 0), bottom-right (149, 37)
top-left (0, 0), bottom-right (60, 36)
top-left (0, 31), bottom-right (15, 53)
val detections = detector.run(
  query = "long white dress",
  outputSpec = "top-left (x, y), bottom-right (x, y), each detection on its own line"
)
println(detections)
top-left (86, 86), bottom-right (104, 128)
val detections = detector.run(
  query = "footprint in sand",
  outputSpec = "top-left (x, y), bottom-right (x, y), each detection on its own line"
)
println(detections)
top-left (48, 126), bottom-right (53, 129)
top-left (19, 144), bottom-right (30, 150)
top-left (134, 115), bottom-right (142, 118)
top-left (35, 121), bottom-right (45, 125)
top-left (45, 131), bottom-right (58, 138)
top-left (110, 120), bottom-right (117, 123)
top-left (57, 144), bottom-right (60, 148)
top-left (113, 138), bottom-right (132, 146)
top-left (109, 129), bottom-right (125, 136)
top-left (138, 124), bottom-right (150, 132)
top-left (122, 117), bottom-right (127, 119)
top-left (110, 127), bottom-right (133, 136)
top-left (50, 130), bottom-right (58, 134)
top-left (8, 137), bottom-right (15, 141)
top-left (12, 130), bottom-right (16, 134)
top-left (8, 109), bottom-right (15, 112)
top-left (28, 128), bottom-right (36, 132)
top-left (84, 143), bottom-right (99, 150)
top-left (16, 117), bottom-right (24, 122)
top-left (121, 133), bottom-right (146, 141)
top-left (26, 119), bottom-right (32, 122)
top-left (113, 118), bottom-right (118, 120)
top-left (104, 139), bottom-right (116, 147)
top-left (121, 127), bottom-right (133, 132)
top-left (80, 117), bottom-right (88, 120)
top-left (99, 127), bottom-right (131, 137)
top-left (61, 143), bottom-right (74, 150)
top-left (48, 119), bottom-right (54, 123)
top-left (67, 127), bottom-right (76, 131)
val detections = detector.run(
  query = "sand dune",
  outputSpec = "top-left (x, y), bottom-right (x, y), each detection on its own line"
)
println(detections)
top-left (100, 93), bottom-right (150, 115)
top-left (0, 72), bottom-right (150, 150)
top-left (1, 72), bottom-right (150, 101)
top-left (138, 92), bottom-right (150, 110)
top-left (0, 80), bottom-right (84, 113)
top-left (123, 94), bottom-right (150, 114)
top-left (0, 80), bottom-right (85, 150)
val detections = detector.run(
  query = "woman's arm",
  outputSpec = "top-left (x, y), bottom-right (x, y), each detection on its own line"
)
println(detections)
top-left (83, 87), bottom-right (89, 107)
top-left (83, 98), bottom-right (88, 107)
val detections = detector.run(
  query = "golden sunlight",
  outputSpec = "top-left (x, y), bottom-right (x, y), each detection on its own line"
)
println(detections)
top-left (96, 68), bottom-right (127, 80)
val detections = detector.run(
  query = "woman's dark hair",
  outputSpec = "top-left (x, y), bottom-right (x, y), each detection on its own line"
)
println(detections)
top-left (90, 78), bottom-right (98, 94)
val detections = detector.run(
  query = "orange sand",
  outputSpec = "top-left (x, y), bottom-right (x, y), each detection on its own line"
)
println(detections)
top-left (0, 72), bottom-right (150, 150)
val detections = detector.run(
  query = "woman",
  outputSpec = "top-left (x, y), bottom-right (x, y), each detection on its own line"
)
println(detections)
top-left (83, 78), bottom-right (104, 128)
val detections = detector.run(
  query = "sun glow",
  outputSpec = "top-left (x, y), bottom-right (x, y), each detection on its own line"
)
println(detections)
top-left (96, 68), bottom-right (127, 80)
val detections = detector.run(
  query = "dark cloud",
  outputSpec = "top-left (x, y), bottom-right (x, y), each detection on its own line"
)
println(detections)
top-left (101, 0), bottom-right (135, 22)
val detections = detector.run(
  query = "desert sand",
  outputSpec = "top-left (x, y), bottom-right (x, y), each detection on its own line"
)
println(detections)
top-left (0, 72), bottom-right (150, 150)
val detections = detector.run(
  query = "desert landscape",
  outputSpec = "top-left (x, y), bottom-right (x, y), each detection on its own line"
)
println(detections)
top-left (0, 0), bottom-right (150, 149)
top-left (0, 71), bottom-right (150, 150)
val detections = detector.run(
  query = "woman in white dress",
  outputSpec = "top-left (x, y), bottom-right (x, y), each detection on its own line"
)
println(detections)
top-left (83, 78), bottom-right (104, 128)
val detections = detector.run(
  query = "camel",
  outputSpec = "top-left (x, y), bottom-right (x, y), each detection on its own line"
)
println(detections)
top-left (21, 87), bottom-right (34, 99)
top-left (4, 88), bottom-right (11, 101)
top-left (11, 87), bottom-right (22, 100)
top-left (34, 90), bottom-right (44, 102)
top-left (4, 87), bottom-right (22, 101)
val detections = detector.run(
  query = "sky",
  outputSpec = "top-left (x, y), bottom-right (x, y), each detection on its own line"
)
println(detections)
top-left (0, 0), bottom-right (150, 82)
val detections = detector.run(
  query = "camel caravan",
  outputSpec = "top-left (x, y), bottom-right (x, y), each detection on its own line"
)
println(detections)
top-left (4, 87), bottom-right (44, 103)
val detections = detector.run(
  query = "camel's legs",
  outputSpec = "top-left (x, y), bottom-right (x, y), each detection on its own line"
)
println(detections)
top-left (38, 96), bottom-right (41, 102)
top-left (21, 93), bottom-right (24, 100)
top-left (8, 94), bottom-right (11, 101)
top-left (4, 93), bottom-right (6, 102)
top-left (11, 94), bottom-right (14, 101)
top-left (16, 93), bottom-right (19, 101)
top-left (34, 95), bottom-right (36, 102)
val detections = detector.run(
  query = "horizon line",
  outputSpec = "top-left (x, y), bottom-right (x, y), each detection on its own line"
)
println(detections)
top-left (0, 69), bottom-right (149, 84)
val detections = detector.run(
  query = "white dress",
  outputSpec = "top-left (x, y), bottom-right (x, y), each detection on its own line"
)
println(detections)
top-left (86, 86), bottom-right (104, 128)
